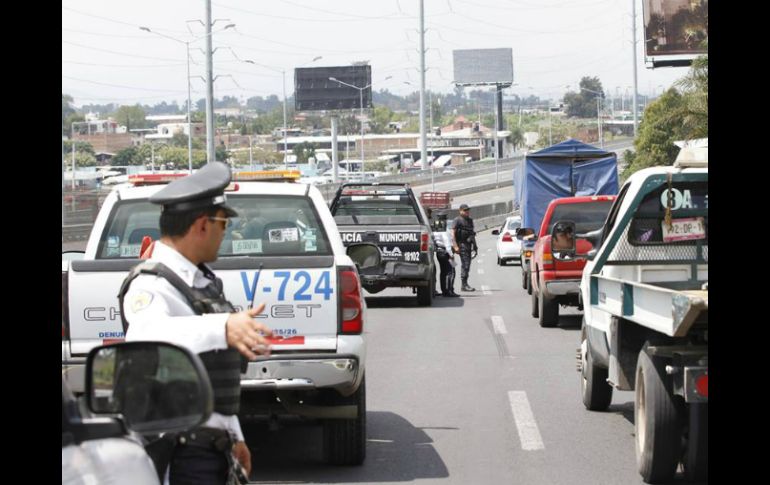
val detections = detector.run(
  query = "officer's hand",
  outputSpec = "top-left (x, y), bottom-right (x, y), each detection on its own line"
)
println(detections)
top-left (226, 303), bottom-right (274, 360)
top-left (232, 440), bottom-right (252, 476)
top-left (453, 244), bottom-right (459, 253)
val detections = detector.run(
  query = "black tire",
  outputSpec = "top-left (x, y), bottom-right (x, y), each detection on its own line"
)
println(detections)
top-left (521, 265), bottom-right (528, 290)
top-left (581, 329), bottom-right (613, 411)
top-left (635, 345), bottom-right (682, 484)
top-left (416, 280), bottom-right (433, 306)
top-left (497, 256), bottom-right (502, 265)
top-left (323, 377), bottom-right (367, 466)
top-left (526, 269), bottom-right (533, 295)
top-left (683, 403), bottom-right (708, 482)
top-left (538, 292), bottom-right (559, 327)
top-left (531, 288), bottom-right (539, 318)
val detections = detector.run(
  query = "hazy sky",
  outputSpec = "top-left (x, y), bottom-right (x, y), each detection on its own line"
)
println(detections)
top-left (62, 0), bottom-right (691, 108)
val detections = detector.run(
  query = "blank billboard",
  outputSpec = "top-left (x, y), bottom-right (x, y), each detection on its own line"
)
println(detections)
top-left (295, 65), bottom-right (372, 111)
top-left (643, 0), bottom-right (707, 64)
top-left (453, 48), bottom-right (513, 86)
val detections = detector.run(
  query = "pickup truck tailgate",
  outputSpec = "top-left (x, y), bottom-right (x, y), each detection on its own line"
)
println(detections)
top-left (338, 225), bottom-right (423, 263)
top-left (67, 258), bottom-right (339, 356)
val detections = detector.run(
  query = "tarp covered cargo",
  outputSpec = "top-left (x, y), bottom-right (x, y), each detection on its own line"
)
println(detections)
top-left (514, 138), bottom-right (619, 234)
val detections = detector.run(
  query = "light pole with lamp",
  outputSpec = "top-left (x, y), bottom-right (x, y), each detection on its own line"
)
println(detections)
top-left (140, 23), bottom-right (235, 171)
top-left (581, 87), bottom-right (604, 148)
top-left (329, 77), bottom-right (371, 179)
top-left (237, 55), bottom-right (322, 168)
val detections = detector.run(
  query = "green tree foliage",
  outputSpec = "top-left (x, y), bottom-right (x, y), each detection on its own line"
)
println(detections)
top-left (113, 105), bottom-right (148, 131)
top-left (112, 146), bottom-right (145, 166)
top-left (507, 126), bottom-right (524, 151)
top-left (74, 151), bottom-right (97, 168)
top-left (565, 77), bottom-right (605, 118)
top-left (623, 49), bottom-right (707, 178)
top-left (170, 132), bottom-right (204, 150)
top-left (369, 106), bottom-right (395, 133)
top-left (292, 142), bottom-right (317, 164)
top-left (63, 140), bottom-right (95, 155)
top-left (62, 94), bottom-right (76, 123)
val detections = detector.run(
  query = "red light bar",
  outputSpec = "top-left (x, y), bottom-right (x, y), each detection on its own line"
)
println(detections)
top-left (129, 173), bottom-right (189, 186)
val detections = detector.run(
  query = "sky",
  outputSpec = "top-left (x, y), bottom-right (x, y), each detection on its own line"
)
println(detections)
top-left (62, 0), bottom-right (692, 109)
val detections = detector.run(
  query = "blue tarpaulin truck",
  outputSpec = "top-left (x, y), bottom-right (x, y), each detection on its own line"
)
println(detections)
top-left (514, 139), bottom-right (619, 293)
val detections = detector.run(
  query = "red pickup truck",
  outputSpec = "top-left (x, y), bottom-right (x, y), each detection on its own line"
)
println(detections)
top-left (528, 195), bottom-right (616, 327)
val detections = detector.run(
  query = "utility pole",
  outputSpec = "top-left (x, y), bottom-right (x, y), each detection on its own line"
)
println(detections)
top-left (419, 0), bottom-right (427, 171)
top-left (631, 0), bottom-right (639, 136)
top-left (331, 116), bottom-right (339, 183)
top-left (205, 0), bottom-right (215, 163)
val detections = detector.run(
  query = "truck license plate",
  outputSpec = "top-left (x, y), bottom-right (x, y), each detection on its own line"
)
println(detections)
top-left (661, 217), bottom-right (706, 242)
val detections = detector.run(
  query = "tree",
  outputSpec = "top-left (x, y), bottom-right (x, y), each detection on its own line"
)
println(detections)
top-left (507, 126), bottom-right (524, 151)
top-left (675, 41), bottom-right (708, 139)
top-left (113, 105), bottom-right (148, 131)
top-left (369, 106), bottom-right (394, 133)
top-left (62, 94), bottom-right (76, 123)
top-left (112, 146), bottom-right (145, 166)
top-left (565, 77), bottom-right (605, 118)
top-left (292, 142), bottom-right (317, 164)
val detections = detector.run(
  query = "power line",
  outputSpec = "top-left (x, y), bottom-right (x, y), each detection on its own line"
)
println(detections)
top-left (213, 0), bottom-right (410, 23)
top-left (63, 60), bottom-right (186, 68)
top-left (62, 6), bottom-right (189, 35)
top-left (63, 75), bottom-right (187, 93)
top-left (62, 41), bottom-right (182, 62)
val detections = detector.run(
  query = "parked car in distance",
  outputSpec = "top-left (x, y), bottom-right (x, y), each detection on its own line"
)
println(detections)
top-left (442, 166), bottom-right (457, 175)
top-left (492, 215), bottom-right (522, 265)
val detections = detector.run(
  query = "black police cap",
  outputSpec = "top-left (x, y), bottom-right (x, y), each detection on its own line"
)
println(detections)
top-left (149, 162), bottom-right (238, 217)
top-left (459, 203), bottom-right (470, 210)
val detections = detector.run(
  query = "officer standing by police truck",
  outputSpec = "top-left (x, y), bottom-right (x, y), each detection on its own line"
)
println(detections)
top-left (119, 162), bottom-right (274, 485)
top-left (452, 203), bottom-right (478, 292)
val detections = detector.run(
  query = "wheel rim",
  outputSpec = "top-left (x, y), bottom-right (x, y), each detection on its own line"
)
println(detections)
top-left (636, 368), bottom-right (646, 451)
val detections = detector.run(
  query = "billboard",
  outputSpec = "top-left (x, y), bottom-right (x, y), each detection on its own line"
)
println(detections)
top-left (642, 0), bottom-right (708, 66)
top-left (453, 48), bottom-right (513, 86)
top-left (295, 65), bottom-right (372, 111)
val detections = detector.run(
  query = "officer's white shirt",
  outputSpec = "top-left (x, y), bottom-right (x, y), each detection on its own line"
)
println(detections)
top-left (124, 240), bottom-right (244, 442)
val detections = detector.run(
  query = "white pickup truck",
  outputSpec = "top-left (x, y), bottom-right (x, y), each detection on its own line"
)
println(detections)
top-left (61, 174), bottom-right (372, 465)
top-left (566, 143), bottom-right (708, 484)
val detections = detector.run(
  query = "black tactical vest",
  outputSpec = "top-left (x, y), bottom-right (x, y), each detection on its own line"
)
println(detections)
top-left (118, 262), bottom-right (244, 416)
top-left (453, 215), bottom-right (476, 245)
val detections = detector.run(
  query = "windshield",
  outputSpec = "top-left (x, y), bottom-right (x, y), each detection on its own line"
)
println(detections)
top-left (333, 197), bottom-right (420, 225)
top-left (547, 201), bottom-right (613, 235)
top-left (96, 195), bottom-right (331, 259)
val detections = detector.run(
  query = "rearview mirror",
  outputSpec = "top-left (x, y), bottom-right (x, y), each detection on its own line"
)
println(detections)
top-left (516, 227), bottom-right (536, 241)
top-left (551, 220), bottom-right (577, 260)
top-left (346, 243), bottom-right (382, 271)
top-left (86, 341), bottom-right (213, 434)
top-left (491, 229), bottom-right (500, 235)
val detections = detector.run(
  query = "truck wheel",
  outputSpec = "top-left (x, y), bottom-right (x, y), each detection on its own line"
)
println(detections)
top-left (635, 345), bottom-right (682, 484)
top-left (416, 282), bottom-right (433, 306)
top-left (683, 403), bottom-right (708, 482)
top-left (497, 256), bottom-right (502, 265)
top-left (538, 293), bottom-right (559, 327)
top-left (323, 377), bottom-right (367, 466)
top-left (526, 269), bottom-right (533, 295)
top-left (521, 266), bottom-right (528, 290)
top-left (531, 288), bottom-right (539, 318)
top-left (581, 332), bottom-right (612, 411)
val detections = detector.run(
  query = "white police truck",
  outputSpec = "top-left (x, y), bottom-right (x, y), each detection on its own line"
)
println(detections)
top-left (62, 172), bottom-right (372, 465)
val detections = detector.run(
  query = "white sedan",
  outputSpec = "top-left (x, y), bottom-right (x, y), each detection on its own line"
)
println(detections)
top-left (492, 216), bottom-right (522, 265)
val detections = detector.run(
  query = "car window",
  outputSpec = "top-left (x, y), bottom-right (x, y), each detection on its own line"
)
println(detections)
top-left (629, 181), bottom-right (708, 246)
top-left (548, 201), bottom-right (614, 235)
top-left (506, 220), bottom-right (521, 231)
top-left (96, 195), bottom-right (332, 258)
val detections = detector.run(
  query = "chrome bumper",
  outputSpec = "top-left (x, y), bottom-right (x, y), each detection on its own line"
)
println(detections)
top-left (545, 279), bottom-right (581, 296)
top-left (240, 354), bottom-right (360, 392)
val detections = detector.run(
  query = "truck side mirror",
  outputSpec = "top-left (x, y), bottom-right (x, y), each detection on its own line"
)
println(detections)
top-left (86, 341), bottom-right (213, 435)
top-left (491, 229), bottom-right (500, 235)
top-left (551, 220), bottom-right (577, 261)
top-left (516, 227), bottom-right (536, 241)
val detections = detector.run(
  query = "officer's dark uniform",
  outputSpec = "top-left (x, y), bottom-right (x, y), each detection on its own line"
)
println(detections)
top-left (453, 204), bottom-right (478, 292)
top-left (118, 162), bottom-right (245, 485)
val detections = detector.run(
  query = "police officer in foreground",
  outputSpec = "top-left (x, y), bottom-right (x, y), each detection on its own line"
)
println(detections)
top-left (119, 162), bottom-right (273, 485)
top-left (452, 203), bottom-right (478, 292)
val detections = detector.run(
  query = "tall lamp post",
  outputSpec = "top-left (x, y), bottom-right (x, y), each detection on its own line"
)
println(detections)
top-left (140, 24), bottom-right (235, 172)
top-left (581, 87), bottom-right (604, 148)
top-left (239, 55), bottom-right (322, 168)
top-left (329, 77), bottom-right (371, 179)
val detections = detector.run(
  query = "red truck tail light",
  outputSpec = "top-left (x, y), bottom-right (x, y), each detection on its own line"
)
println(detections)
top-left (696, 373), bottom-right (708, 397)
top-left (338, 266), bottom-right (363, 334)
top-left (502, 232), bottom-right (513, 242)
top-left (420, 232), bottom-right (429, 251)
top-left (62, 271), bottom-right (69, 340)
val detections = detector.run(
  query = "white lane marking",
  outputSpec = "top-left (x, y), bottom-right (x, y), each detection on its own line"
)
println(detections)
top-left (491, 315), bottom-right (506, 334)
top-left (481, 285), bottom-right (491, 295)
top-left (486, 248), bottom-right (491, 252)
top-left (508, 391), bottom-right (545, 451)
top-left (477, 259), bottom-right (484, 264)
top-left (477, 268), bottom-right (485, 274)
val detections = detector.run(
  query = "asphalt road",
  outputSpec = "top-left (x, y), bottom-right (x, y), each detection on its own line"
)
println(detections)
top-left (241, 229), bottom-right (698, 484)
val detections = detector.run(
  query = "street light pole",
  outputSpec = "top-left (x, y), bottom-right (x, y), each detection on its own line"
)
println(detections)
top-left (329, 77), bottom-right (371, 180)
